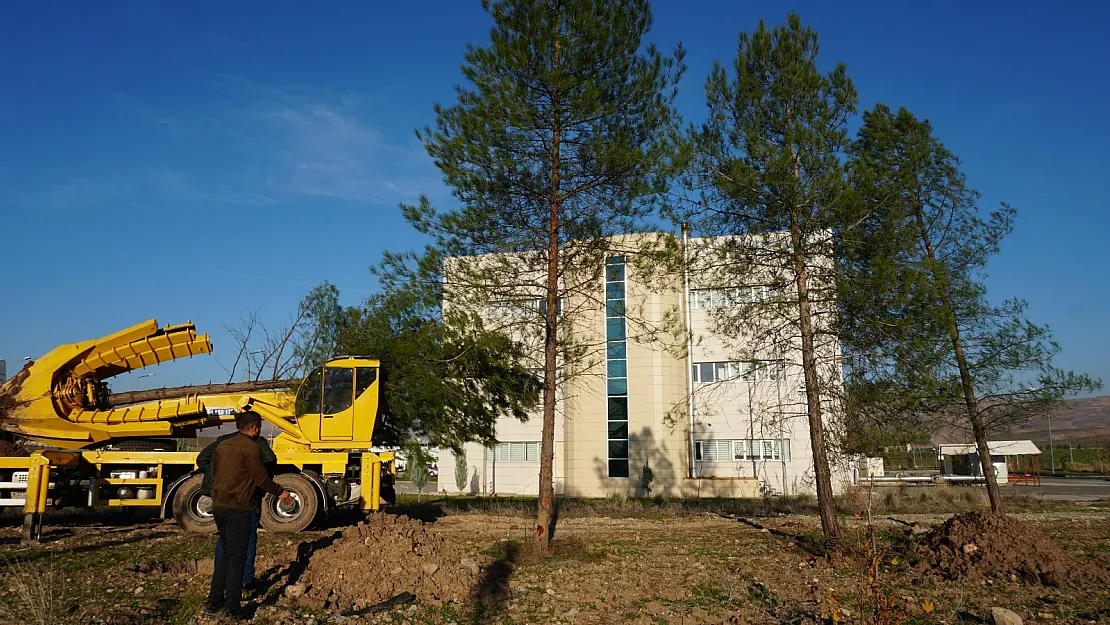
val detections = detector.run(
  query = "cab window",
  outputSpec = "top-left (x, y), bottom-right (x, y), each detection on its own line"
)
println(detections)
top-left (355, 367), bottom-right (377, 399)
top-left (296, 367), bottom-right (323, 416)
top-left (322, 367), bottom-right (355, 414)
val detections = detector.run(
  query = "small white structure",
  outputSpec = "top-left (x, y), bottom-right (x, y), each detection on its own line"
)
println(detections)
top-left (858, 456), bottom-right (885, 479)
top-left (938, 440), bottom-right (1040, 483)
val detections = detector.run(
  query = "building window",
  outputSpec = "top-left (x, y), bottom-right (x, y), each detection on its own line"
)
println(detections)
top-left (692, 360), bottom-right (784, 383)
top-left (695, 439), bottom-right (791, 461)
top-left (605, 255), bottom-right (629, 478)
top-left (492, 442), bottom-right (540, 462)
top-left (689, 286), bottom-right (782, 309)
top-left (486, 298), bottom-right (564, 320)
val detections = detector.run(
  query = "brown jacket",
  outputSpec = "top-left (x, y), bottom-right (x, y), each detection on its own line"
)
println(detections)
top-left (211, 432), bottom-right (283, 511)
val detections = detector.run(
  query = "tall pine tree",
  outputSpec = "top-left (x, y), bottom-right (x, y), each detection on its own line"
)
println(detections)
top-left (846, 104), bottom-right (1101, 512)
top-left (682, 15), bottom-right (857, 540)
top-left (400, 0), bottom-right (684, 548)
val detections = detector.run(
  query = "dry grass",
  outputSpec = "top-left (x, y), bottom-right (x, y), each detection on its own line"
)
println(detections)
top-left (836, 484), bottom-right (989, 515)
top-left (0, 556), bottom-right (63, 625)
top-left (394, 492), bottom-right (820, 520)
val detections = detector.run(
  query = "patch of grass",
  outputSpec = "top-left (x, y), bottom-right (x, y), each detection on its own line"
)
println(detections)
top-left (657, 583), bottom-right (742, 613)
top-left (746, 579), bottom-right (778, 609)
top-left (169, 593), bottom-right (204, 625)
top-left (484, 538), bottom-right (524, 562)
top-left (0, 556), bottom-right (65, 625)
top-left (837, 484), bottom-right (991, 515)
top-left (391, 493), bottom-right (819, 520)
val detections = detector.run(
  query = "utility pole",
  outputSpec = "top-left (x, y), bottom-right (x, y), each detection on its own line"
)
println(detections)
top-left (136, 373), bottom-right (156, 390)
top-left (1048, 411), bottom-right (1055, 476)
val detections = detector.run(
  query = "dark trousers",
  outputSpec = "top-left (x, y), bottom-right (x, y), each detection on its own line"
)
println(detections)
top-left (208, 507), bottom-right (252, 610)
top-left (215, 510), bottom-right (260, 585)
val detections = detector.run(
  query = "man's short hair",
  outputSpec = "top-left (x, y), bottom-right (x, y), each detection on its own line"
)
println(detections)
top-left (235, 411), bottom-right (263, 431)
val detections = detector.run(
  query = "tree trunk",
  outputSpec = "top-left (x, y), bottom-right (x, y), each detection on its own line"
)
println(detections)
top-left (911, 208), bottom-right (1003, 513)
top-left (535, 4), bottom-right (562, 551)
top-left (790, 226), bottom-right (840, 540)
top-left (789, 147), bottom-right (839, 541)
top-left (107, 379), bottom-right (296, 407)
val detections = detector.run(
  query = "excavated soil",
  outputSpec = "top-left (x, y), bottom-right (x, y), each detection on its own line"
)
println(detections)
top-left (919, 511), bottom-right (1110, 586)
top-left (295, 514), bottom-right (484, 611)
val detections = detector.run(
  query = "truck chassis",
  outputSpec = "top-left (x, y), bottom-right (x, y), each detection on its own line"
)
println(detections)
top-left (0, 448), bottom-right (394, 542)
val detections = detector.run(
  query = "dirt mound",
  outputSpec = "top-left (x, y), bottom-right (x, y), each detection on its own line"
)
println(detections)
top-left (296, 514), bottom-right (484, 611)
top-left (919, 512), bottom-right (1108, 586)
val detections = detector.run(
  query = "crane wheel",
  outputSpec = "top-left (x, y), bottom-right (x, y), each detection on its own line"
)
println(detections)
top-left (260, 473), bottom-right (319, 533)
top-left (172, 474), bottom-right (216, 534)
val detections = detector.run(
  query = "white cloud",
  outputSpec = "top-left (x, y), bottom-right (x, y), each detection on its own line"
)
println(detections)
top-left (222, 83), bottom-right (438, 206)
top-left (260, 100), bottom-right (423, 204)
top-left (3, 84), bottom-right (440, 213)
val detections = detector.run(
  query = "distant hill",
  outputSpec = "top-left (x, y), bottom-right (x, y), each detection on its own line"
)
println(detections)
top-left (932, 396), bottom-right (1110, 446)
top-left (1003, 395), bottom-right (1110, 445)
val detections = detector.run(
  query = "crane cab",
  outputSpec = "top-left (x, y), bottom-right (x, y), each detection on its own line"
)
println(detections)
top-left (291, 357), bottom-right (380, 448)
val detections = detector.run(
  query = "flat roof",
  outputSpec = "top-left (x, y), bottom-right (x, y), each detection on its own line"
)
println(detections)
top-left (938, 440), bottom-right (1040, 456)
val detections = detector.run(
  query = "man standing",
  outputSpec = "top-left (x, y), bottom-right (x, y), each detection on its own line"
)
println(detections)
top-left (205, 411), bottom-right (292, 618)
top-left (197, 424), bottom-right (276, 589)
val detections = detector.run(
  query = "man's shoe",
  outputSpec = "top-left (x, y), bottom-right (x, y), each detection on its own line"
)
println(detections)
top-left (222, 605), bottom-right (248, 621)
top-left (202, 600), bottom-right (224, 614)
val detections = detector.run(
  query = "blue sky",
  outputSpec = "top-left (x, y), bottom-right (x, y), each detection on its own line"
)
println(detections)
top-left (1, 1), bottom-right (1107, 395)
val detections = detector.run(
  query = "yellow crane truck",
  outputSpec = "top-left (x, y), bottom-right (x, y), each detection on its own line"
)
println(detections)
top-left (0, 319), bottom-right (395, 542)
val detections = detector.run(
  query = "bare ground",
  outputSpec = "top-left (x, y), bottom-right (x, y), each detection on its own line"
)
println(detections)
top-left (0, 501), bottom-right (1107, 625)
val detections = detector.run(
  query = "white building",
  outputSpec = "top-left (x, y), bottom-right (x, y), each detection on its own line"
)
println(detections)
top-left (437, 234), bottom-right (850, 498)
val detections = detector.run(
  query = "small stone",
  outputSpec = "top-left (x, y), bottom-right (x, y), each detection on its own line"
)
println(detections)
top-left (134, 586), bottom-right (144, 594)
top-left (911, 524), bottom-right (930, 535)
top-left (991, 607), bottom-right (1023, 625)
top-left (839, 607), bottom-right (852, 618)
top-left (962, 542), bottom-right (979, 555)
top-left (760, 528), bottom-right (771, 534)
top-left (422, 562), bottom-right (440, 576)
top-left (562, 607), bottom-right (580, 618)
top-left (546, 588), bottom-right (556, 596)
top-left (461, 557), bottom-right (480, 575)
top-left (285, 583), bottom-right (307, 599)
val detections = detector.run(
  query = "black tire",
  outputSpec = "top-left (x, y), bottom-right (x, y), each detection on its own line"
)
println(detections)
top-left (260, 473), bottom-right (320, 533)
top-left (172, 474), bottom-right (216, 534)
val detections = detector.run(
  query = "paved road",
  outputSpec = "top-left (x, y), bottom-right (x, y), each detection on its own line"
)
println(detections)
top-left (1012, 476), bottom-right (1110, 501)
top-left (394, 479), bottom-right (438, 496)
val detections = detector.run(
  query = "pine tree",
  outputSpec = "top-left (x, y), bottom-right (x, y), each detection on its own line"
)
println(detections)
top-left (455, 447), bottom-right (469, 493)
top-left (845, 104), bottom-right (1101, 512)
top-left (400, 0), bottom-right (684, 549)
top-left (682, 14), bottom-right (857, 540)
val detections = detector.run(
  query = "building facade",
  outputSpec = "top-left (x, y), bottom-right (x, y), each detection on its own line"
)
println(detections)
top-left (437, 235), bottom-right (851, 498)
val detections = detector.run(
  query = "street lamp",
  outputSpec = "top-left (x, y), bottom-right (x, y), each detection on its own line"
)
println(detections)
top-left (136, 373), bottom-right (156, 390)
top-left (246, 349), bottom-right (265, 381)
